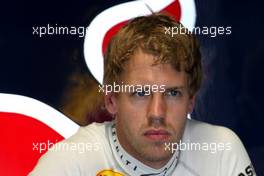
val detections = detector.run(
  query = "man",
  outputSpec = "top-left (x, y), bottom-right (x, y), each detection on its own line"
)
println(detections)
top-left (30, 14), bottom-right (256, 176)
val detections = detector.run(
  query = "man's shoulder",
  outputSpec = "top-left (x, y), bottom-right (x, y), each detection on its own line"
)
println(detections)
top-left (184, 119), bottom-right (240, 143)
top-left (180, 119), bottom-right (255, 176)
top-left (51, 121), bottom-right (113, 155)
top-left (65, 121), bottom-right (113, 143)
top-left (29, 121), bottom-right (115, 176)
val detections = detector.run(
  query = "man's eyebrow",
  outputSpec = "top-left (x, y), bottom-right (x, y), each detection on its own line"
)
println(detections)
top-left (165, 86), bottom-right (186, 91)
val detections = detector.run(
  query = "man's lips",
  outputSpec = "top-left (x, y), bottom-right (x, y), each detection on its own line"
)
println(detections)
top-left (143, 129), bottom-right (170, 141)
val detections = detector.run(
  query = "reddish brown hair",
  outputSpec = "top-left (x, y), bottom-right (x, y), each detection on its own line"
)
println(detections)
top-left (104, 13), bottom-right (202, 97)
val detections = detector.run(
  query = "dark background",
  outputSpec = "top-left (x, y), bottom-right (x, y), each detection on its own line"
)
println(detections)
top-left (0, 0), bottom-right (263, 174)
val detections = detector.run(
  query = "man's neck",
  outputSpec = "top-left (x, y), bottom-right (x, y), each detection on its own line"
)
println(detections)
top-left (116, 129), bottom-right (172, 169)
top-left (108, 122), bottom-right (179, 176)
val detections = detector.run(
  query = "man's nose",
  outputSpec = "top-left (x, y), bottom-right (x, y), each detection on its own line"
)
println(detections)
top-left (147, 94), bottom-right (166, 119)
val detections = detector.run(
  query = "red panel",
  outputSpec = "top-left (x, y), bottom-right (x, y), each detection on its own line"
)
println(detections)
top-left (161, 0), bottom-right (181, 21)
top-left (0, 112), bottom-right (64, 176)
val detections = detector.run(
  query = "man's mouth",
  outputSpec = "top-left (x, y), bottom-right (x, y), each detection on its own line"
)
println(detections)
top-left (143, 129), bottom-right (170, 141)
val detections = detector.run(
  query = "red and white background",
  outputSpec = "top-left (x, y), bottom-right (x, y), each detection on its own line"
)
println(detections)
top-left (0, 0), bottom-right (263, 175)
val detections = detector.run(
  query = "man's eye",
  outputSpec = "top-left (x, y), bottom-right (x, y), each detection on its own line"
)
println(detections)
top-left (166, 90), bottom-right (181, 97)
top-left (134, 91), bottom-right (146, 97)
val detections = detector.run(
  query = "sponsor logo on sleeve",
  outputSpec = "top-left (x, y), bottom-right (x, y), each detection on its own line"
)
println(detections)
top-left (96, 169), bottom-right (125, 176)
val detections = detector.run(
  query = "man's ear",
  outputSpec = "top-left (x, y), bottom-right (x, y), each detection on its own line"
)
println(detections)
top-left (188, 95), bottom-right (196, 113)
top-left (104, 92), bottom-right (118, 114)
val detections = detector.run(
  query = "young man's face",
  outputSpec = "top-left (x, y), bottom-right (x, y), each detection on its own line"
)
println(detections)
top-left (105, 49), bottom-right (195, 168)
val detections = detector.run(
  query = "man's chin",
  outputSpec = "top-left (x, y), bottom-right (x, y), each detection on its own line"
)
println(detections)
top-left (140, 150), bottom-right (172, 164)
top-left (139, 144), bottom-right (172, 161)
